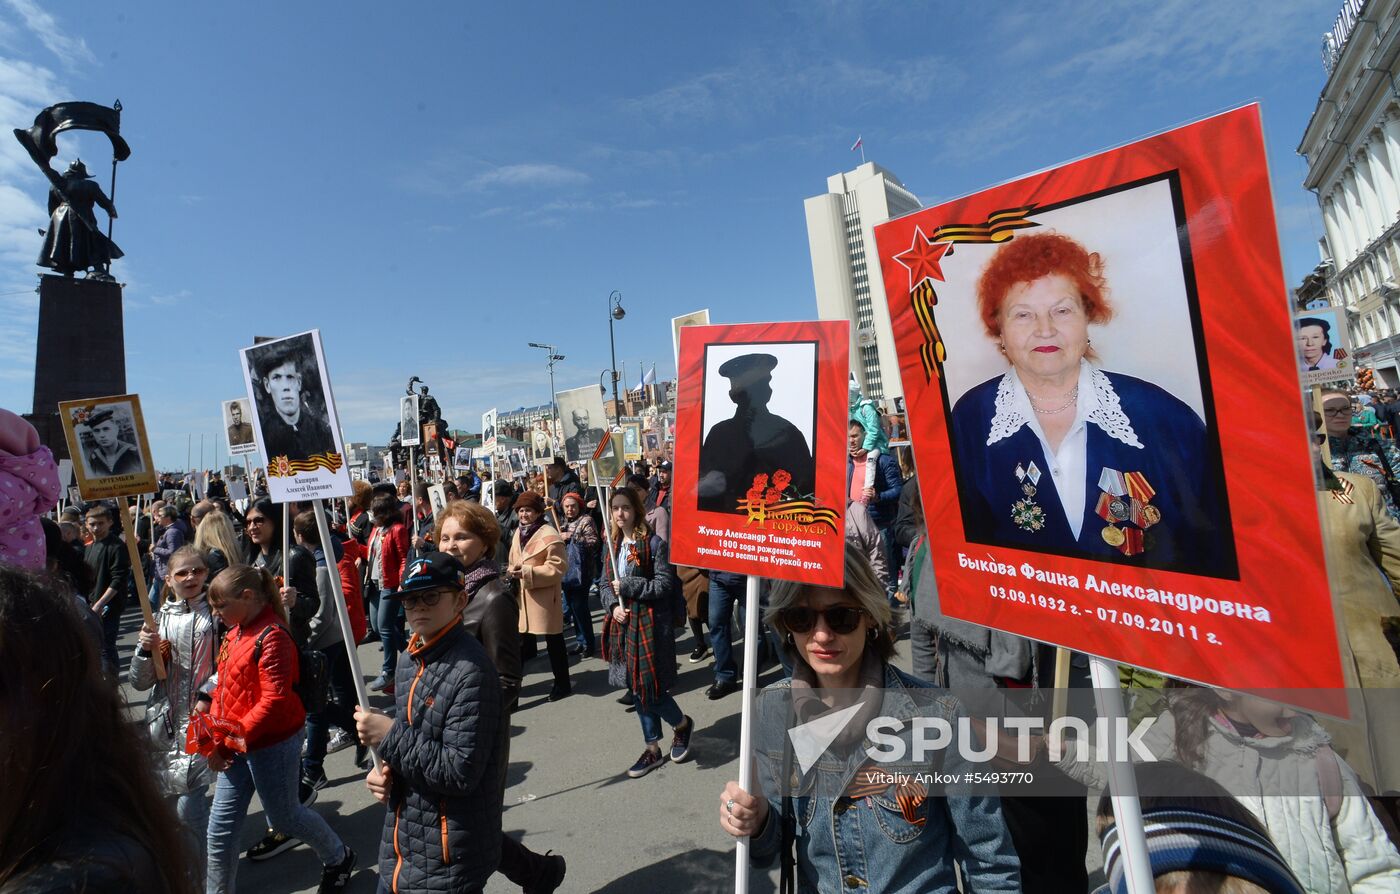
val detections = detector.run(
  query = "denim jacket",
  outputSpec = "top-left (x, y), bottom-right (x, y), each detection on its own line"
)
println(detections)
top-left (749, 665), bottom-right (1021, 893)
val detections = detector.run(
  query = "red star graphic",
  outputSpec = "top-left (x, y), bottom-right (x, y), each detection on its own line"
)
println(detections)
top-left (893, 226), bottom-right (951, 290)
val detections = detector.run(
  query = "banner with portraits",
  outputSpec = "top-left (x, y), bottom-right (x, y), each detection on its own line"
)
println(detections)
top-left (222, 397), bottom-right (259, 456)
top-left (670, 321), bottom-right (849, 587)
top-left (873, 105), bottom-right (1343, 702)
top-left (238, 329), bottom-right (353, 503)
top-left (58, 393), bottom-right (158, 499)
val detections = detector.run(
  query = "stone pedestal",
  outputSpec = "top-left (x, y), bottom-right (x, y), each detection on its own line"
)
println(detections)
top-left (29, 274), bottom-right (126, 459)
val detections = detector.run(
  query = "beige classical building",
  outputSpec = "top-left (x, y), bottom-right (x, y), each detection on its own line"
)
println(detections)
top-left (804, 162), bottom-right (921, 404)
top-left (1300, 0), bottom-right (1400, 384)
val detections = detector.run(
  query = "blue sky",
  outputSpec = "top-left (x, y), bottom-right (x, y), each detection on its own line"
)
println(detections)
top-left (0, 0), bottom-right (1341, 470)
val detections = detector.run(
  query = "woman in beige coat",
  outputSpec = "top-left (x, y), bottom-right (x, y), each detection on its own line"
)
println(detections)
top-left (1315, 421), bottom-right (1400, 833)
top-left (507, 490), bottom-right (571, 701)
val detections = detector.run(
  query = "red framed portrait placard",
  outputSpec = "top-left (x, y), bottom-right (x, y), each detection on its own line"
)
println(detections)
top-left (671, 321), bottom-right (849, 587)
top-left (874, 105), bottom-right (1344, 701)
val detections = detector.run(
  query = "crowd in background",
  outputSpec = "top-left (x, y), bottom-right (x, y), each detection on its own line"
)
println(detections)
top-left (4, 392), bottom-right (1400, 893)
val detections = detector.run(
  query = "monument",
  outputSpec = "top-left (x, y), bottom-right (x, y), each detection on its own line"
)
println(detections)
top-left (13, 101), bottom-right (130, 459)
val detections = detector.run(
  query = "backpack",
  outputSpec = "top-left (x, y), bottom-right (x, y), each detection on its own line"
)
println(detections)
top-left (252, 624), bottom-right (328, 714)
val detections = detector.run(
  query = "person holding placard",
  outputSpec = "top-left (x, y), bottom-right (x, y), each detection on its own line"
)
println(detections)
top-left (600, 486), bottom-right (693, 778)
top-left (129, 545), bottom-right (217, 876)
top-left (719, 542), bottom-right (1021, 893)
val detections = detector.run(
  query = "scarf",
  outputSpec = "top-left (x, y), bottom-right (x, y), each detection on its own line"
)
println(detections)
top-left (600, 534), bottom-right (663, 704)
top-left (462, 557), bottom-right (500, 598)
top-left (518, 517), bottom-right (545, 548)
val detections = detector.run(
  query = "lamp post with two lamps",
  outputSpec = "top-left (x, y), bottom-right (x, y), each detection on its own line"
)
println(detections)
top-left (608, 290), bottom-right (625, 423)
top-left (527, 342), bottom-right (564, 419)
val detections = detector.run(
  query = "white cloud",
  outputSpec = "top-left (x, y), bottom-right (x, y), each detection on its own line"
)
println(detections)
top-left (0, 0), bottom-right (95, 68)
top-left (622, 53), bottom-right (951, 127)
top-left (465, 162), bottom-right (590, 190)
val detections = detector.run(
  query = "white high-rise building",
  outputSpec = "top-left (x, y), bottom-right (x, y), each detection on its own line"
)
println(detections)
top-left (1299, 0), bottom-right (1400, 384)
top-left (804, 162), bottom-right (921, 403)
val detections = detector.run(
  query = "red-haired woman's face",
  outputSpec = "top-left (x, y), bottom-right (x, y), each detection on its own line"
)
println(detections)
top-left (999, 274), bottom-right (1088, 383)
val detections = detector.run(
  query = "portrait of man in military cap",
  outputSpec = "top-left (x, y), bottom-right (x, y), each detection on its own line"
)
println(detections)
top-left (697, 345), bottom-right (816, 514)
top-left (74, 402), bottom-right (146, 478)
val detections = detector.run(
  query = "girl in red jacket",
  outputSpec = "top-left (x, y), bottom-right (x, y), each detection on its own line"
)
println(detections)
top-left (200, 564), bottom-right (355, 894)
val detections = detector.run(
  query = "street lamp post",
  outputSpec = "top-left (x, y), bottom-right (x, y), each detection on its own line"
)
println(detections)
top-left (527, 342), bottom-right (565, 419)
top-left (608, 290), bottom-right (625, 423)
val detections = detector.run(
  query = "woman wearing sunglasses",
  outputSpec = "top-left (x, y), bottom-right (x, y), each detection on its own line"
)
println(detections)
top-left (718, 542), bottom-right (1021, 892)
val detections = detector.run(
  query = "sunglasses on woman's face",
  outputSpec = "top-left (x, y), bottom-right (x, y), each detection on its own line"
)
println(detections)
top-left (245, 516), bottom-right (267, 526)
top-left (399, 588), bottom-right (448, 610)
top-left (780, 605), bottom-right (868, 635)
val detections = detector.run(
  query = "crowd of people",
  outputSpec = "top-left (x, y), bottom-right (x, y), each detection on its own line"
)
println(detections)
top-left (2, 348), bottom-right (1400, 894)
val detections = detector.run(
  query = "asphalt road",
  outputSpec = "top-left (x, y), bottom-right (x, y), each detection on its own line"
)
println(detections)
top-left (116, 601), bottom-right (1104, 893)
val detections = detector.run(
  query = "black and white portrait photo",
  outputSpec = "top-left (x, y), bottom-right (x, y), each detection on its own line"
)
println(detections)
top-left (400, 394), bottom-right (421, 446)
top-left (241, 332), bottom-right (336, 462)
top-left (557, 384), bottom-right (608, 463)
top-left (481, 408), bottom-right (498, 452)
top-left (238, 329), bottom-right (353, 503)
top-left (697, 343), bottom-right (817, 514)
top-left (530, 417), bottom-right (554, 464)
top-left (223, 398), bottom-right (257, 455)
top-left (58, 394), bottom-right (158, 500)
top-left (73, 402), bottom-right (147, 479)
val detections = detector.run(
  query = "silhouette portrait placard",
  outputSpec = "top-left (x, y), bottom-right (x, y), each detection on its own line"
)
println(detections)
top-left (671, 321), bottom-right (849, 587)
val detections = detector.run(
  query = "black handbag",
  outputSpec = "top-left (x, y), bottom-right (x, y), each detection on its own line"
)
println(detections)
top-left (254, 624), bottom-right (329, 714)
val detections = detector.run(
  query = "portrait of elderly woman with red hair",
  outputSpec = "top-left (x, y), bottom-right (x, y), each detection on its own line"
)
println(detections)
top-left (949, 231), bottom-right (1233, 577)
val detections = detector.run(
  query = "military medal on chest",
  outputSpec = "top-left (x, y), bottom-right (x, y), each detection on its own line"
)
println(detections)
top-left (1010, 461), bottom-right (1046, 532)
top-left (1096, 467), bottom-right (1160, 556)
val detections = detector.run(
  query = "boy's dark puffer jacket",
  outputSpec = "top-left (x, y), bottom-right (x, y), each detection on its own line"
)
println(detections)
top-left (377, 620), bottom-right (503, 894)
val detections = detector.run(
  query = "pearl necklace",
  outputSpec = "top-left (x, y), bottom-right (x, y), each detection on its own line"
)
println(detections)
top-left (1028, 385), bottom-right (1079, 415)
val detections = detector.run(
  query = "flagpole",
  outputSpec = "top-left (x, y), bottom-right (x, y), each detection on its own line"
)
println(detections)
top-left (105, 100), bottom-right (122, 275)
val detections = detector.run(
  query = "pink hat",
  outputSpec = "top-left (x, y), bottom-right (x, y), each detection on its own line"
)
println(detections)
top-left (0, 409), bottom-right (61, 571)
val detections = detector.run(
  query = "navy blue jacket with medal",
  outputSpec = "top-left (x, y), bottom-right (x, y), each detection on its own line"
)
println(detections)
top-left (950, 368), bottom-right (1234, 579)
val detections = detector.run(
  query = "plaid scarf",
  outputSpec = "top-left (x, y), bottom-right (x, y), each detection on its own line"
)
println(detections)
top-left (600, 535), bottom-right (664, 705)
top-left (462, 557), bottom-right (500, 598)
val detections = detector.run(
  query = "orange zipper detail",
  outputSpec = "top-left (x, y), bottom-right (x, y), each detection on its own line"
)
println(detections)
top-left (406, 661), bottom-right (426, 725)
top-left (391, 804), bottom-right (403, 893)
top-left (440, 800), bottom-right (451, 865)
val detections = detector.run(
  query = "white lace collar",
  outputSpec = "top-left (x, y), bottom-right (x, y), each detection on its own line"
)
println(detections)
top-left (986, 361), bottom-right (1143, 449)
